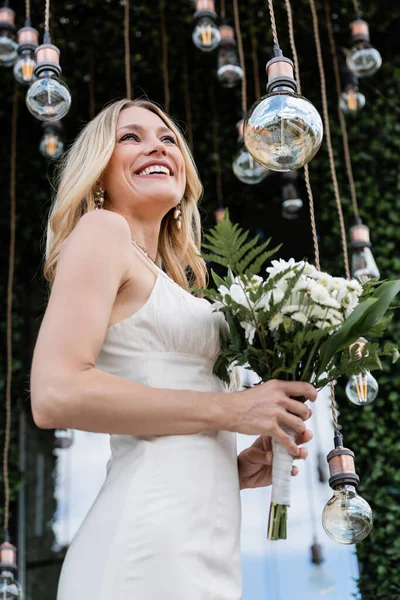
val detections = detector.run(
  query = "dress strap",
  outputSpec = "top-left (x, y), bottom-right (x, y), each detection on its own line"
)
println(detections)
top-left (131, 239), bottom-right (163, 276)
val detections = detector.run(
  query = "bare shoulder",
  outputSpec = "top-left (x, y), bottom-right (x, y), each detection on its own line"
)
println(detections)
top-left (63, 209), bottom-right (131, 250)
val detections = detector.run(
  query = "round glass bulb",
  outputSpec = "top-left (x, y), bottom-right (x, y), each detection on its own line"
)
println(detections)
top-left (192, 17), bottom-right (221, 52)
top-left (13, 50), bottom-right (36, 85)
top-left (0, 34), bottom-right (18, 67)
top-left (26, 74), bottom-right (71, 121)
top-left (217, 64), bottom-right (243, 88)
top-left (340, 89), bottom-right (366, 114)
top-left (346, 45), bottom-right (382, 78)
top-left (232, 146), bottom-right (270, 184)
top-left (322, 484), bottom-right (373, 544)
top-left (308, 565), bottom-right (335, 596)
top-left (345, 371), bottom-right (378, 405)
top-left (243, 91), bottom-right (323, 172)
top-left (39, 132), bottom-right (64, 160)
top-left (351, 246), bottom-right (380, 279)
top-left (0, 570), bottom-right (23, 599)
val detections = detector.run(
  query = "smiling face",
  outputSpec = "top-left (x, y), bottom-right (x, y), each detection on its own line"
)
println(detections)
top-left (102, 106), bottom-right (186, 218)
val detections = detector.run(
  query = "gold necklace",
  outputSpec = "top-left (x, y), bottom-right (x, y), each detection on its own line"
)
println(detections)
top-left (107, 208), bottom-right (158, 266)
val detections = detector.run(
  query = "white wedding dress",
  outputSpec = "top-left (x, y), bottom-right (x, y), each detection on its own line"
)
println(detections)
top-left (56, 242), bottom-right (242, 600)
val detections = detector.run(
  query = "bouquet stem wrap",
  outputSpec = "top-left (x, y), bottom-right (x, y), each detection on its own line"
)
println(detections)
top-left (268, 425), bottom-right (296, 540)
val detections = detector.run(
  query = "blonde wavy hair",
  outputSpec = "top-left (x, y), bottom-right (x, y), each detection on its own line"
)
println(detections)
top-left (44, 98), bottom-right (208, 292)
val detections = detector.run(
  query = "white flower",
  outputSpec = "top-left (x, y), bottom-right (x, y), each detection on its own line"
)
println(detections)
top-left (313, 272), bottom-right (334, 289)
top-left (309, 284), bottom-right (340, 308)
top-left (240, 320), bottom-right (257, 345)
top-left (269, 313), bottom-right (284, 331)
top-left (229, 283), bottom-right (250, 307)
top-left (292, 311), bottom-right (308, 325)
top-left (245, 275), bottom-right (264, 291)
top-left (266, 257), bottom-right (297, 278)
top-left (346, 279), bottom-right (363, 295)
top-left (253, 292), bottom-right (271, 312)
top-left (218, 284), bottom-right (230, 298)
top-left (270, 288), bottom-right (285, 304)
top-left (281, 304), bottom-right (300, 315)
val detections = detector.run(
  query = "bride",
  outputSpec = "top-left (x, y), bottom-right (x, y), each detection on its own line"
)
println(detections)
top-left (30, 98), bottom-right (316, 600)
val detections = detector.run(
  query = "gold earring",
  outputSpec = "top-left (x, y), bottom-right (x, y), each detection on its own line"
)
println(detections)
top-left (94, 187), bottom-right (105, 210)
top-left (174, 201), bottom-right (182, 230)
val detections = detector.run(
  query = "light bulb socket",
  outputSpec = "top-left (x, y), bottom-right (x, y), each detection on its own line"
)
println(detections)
top-left (41, 119), bottom-right (63, 134)
top-left (0, 540), bottom-right (17, 573)
top-left (281, 170), bottom-right (299, 184)
top-left (266, 56), bottom-right (297, 94)
top-left (0, 6), bottom-right (15, 33)
top-left (311, 542), bottom-right (324, 565)
top-left (350, 18), bottom-right (370, 44)
top-left (34, 43), bottom-right (62, 77)
top-left (350, 220), bottom-right (372, 248)
top-left (16, 25), bottom-right (39, 53)
top-left (348, 337), bottom-right (368, 360)
top-left (214, 207), bottom-right (226, 223)
top-left (193, 0), bottom-right (217, 21)
top-left (341, 68), bottom-right (359, 89)
top-left (327, 442), bottom-right (360, 489)
top-left (219, 24), bottom-right (236, 47)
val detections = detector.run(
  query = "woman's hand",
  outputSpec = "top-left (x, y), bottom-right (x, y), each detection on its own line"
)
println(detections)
top-left (238, 429), bottom-right (313, 490)
top-left (222, 379), bottom-right (317, 458)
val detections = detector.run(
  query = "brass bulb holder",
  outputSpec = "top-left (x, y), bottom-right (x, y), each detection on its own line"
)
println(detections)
top-left (349, 218), bottom-right (372, 249)
top-left (16, 25), bottom-right (39, 52)
top-left (193, 0), bottom-right (217, 21)
top-left (34, 43), bottom-right (62, 78)
top-left (0, 6), bottom-right (16, 33)
top-left (311, 542), bottom-right (324, 565)
top-left (266, 55), bottom-right (297, 94)
top-left (219, 24), bottom-right (236, 47)
top-left (0, 540), bottom-right (17, 573)
top-left (350, 18), bottom-right (370, 45)
top-left (327, 431), bottom-right (360, 490)
top-left (41, 119), bottom-right (63, 135)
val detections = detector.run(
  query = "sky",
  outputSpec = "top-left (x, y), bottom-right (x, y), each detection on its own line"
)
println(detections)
top-left (52, 379), bottom-right (360, 599)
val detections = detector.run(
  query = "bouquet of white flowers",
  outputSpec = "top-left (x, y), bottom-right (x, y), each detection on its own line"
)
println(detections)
top-left (193, 213), bottom-right (400, 540)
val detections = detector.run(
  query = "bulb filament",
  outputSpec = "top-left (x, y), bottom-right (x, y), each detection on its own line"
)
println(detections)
top-left (353, 373), bottom-right (368, 403)
top-left (200, 23), bottom-right (212, 46)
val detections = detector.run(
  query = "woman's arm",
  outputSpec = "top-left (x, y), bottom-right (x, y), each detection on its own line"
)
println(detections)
top-left (30, 210), bottom-right (226, 435)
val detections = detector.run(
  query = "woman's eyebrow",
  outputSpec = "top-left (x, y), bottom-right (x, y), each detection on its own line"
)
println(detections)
top-left (116, 124), bottom-right (175, 136)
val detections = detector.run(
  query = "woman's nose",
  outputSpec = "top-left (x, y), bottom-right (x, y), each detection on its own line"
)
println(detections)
top-left (144, 138), bottom-right (167, 155)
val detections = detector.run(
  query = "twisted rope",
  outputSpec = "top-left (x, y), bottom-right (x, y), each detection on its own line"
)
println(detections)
top-left (124, 0), bottom-right (132, 99)
top-left (3, 83), bottom-right (18, 535)
top-left (233, 0), bottom-right (247, 114)
top-left (324, 0), bottom-right (360, 220)
top-left (267, 0), bottom-right (280, 48)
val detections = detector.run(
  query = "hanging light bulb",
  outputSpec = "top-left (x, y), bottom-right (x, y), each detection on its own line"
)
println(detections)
top-left (346, 18), bottom-right (382, 79)
top-left (243, 50), bottom-right (323, 172)
top-left (217, 24), bottom-right (243, 88)
top-left (339, 68), bottom-right (365, 115)
top-left (349, 218), bottom-right (380, 278)
top-left (232, 119), bottom-right (270, 184)
top-left (322, 431), bottom-right (373, 544)
top-left (308, 541), bottom-right (335, 595)
top-left (39, 120), bottom-right (64, 160)
top-left (13, 18), bottom-right (38, 85)
top-left (281, 171), bottom-right (303, 219)
top-left (54, 427), bottom-right (74, 449)
top-left (192, 0), bottom-right (221, 52)
top-left (345, 337), bottom-right (379, 406)
top-left (26, 32), bottom-right (71, 121)
top-left (0, 3), bottom-right (18, 67)
top-left (0, 539), bottom-right (23, 599)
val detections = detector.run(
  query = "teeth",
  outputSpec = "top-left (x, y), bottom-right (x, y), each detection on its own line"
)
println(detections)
top-left (138, 164), bottom-right (170, 176)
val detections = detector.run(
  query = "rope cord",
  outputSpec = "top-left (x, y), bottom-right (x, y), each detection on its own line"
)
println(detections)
top-left (182, 34), bottom-right (194, 151)
top-left (3, 83), bottom-right (18, 536)
top-left (309, 0), bottom-right (351, 280)
top-left (160, 0), bottom-right (170, 112)
top-left (26, 0), bottom-right (30, 20)
top-left (285, 0), bottom-right (339, 429)
top-left (284, 0), bottom-right (320, 270)
top-left (220, 0), bottom-right (225, 20)
top-left (45, 0), bottom-right (50, 33)
top-left (124, 0), bottom-right (132, 100)
top-left (233, 0), bottom-right (247, 114)
top-left (267, 0), bottom-right (280, 48)
top-left (250, 19), bottom-right (261, 100)
top-left (352, 0), bottom-right (361, 15)
top-left (324, 0), bottom-right (359, 220)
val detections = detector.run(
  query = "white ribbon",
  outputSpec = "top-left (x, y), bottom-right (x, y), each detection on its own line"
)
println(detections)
top-left (271, 425), bottom-right (296, 506)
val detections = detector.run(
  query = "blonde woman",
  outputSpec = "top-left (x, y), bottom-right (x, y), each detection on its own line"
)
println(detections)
top-left (30, 98), bottom-right (316, 600)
